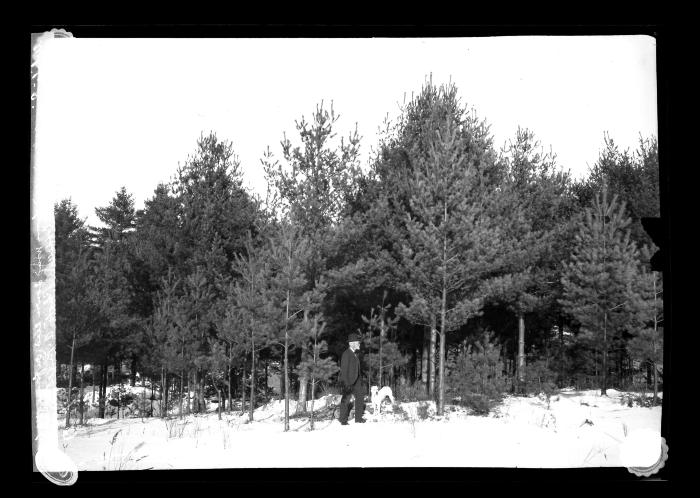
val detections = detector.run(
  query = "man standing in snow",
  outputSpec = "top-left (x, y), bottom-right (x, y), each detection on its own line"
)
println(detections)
top-left (338, 333), bottom-right (365, 425)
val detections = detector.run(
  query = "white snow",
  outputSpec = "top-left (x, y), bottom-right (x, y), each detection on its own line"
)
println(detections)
top-left (58, 388), bottom-right (662, 470)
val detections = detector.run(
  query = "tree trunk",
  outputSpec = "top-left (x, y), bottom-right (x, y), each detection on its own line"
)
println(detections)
top-left (284, 341), bottom-right (290, 431)
top-left (241, 362), bottom-right (247, 415)
top-left (228, 355), bottom-right (233, 414)
top-left (79, 362), bottom-right (85, 425)
top-left (65, 332), bottom-right (76, 428)
top-left (284, 288), bottom-right (291, 432)
top-left (297, 312), bottom-right (309, 413)
top-left (216, 387), bottom-right (222, 421)
top-left (544, 327), bottom-right (550, 370)
top-left (414, 348), bottom-right (420, 383)
top-left (116, 364), bottom-right (122, 419)
top-left (249, 348), bottom-right (256, 422)
top-left (185, 370), bottom-right (190, 416)
top-left (199, 368), bottom-right (205, 414)
top-left (160, 367), bottom-right (166, 418)
top-left (429, 317), bottom-right (437, 397)
top-left (602, 312), bottom-right (608, 396)
top-left (594, 350), bottom-right (599, 389)
top-left (200, 369), bottom-right (206, 413)
top-left (653, 276), bottom-right (660, 406)
top-left (379, 319), bottom-right (384, 388)
top-left (653, 363), bottom-right (659, 406)
top-left (558, 316), bottom-right (565, 387)
top-left (265, 360), bottom-right (269, 393)
top-left (192, 369), bottom-right (197, 414)
top-left (130, 357), bottom-right (137, 387)
top-left (279, 357), bottom-right (286, 401)
top-left (92, 366), bottom-right (96, 406)
top-left (150, 371), bottom-right (154, 417)
top-left (310, 375), bottom-right (316, 431)
top-left (98, 363), bottom-right (104, 418)
top-left (437, 201), bottom-right (447, 414)
top-left (166, 370), bottom-right (171, 417)
top-left (517, 314), bottom-right (526, 394)
top-left (421, 327), bottom-right (429, 386)
top-left (297, 363), bottom-right (308, 413)
top-left (179, 369), bottom-right (184, 419)
top-left (198, 368), bottom-right (204, 413)
top-left (367, 331), bottom-right (372, 395)
top-left (616, 348), bottom-right (622, 390)
top-left (390, 361), bottom-right (395, 394)
top-left (438, 293), bottom-right (446, 416)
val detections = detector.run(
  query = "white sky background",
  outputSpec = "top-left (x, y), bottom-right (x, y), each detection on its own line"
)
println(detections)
top-left (34, 36), bottom-right (657, 227)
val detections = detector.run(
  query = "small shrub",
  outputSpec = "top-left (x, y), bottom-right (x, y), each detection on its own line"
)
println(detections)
top-left (463, 394), bottom-right (492, 416)
top-left (399, 382), bottom-right (431, 402)
top-left (107, 386), bottom-right (137, 410)
top-left (318, 382), bottom-right (341, 397)
top-left (524, 360), bottom-right (558, 399)
top-left (165, 417), bottom-right (189, 438)
top-left (620, 392), bottom-right (656, 408)
top-left (446, 332), bottom-right (507, 413)
top-left (416, 402), bottom-right (430, 420)
top-left (393, 404), bottom-right (410, 421)
top-left (523, 360), bottom-right (559, 409)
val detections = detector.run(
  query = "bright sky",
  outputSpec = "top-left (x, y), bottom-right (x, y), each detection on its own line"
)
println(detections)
top-left (33, 35), bottom-right (657, 227)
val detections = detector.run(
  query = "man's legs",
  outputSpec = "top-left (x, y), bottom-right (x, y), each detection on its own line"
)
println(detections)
top-left (338, 392), bottom-right (353, 424)
top-left (353, 386), bottom-right (365, 422)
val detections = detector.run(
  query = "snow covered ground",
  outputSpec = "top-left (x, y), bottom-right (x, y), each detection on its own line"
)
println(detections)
top-left (58, 388), bottom-right (662, 470)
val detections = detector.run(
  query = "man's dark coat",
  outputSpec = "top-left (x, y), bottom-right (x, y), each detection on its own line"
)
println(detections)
top-left (339, 348), bottom-right (360, 389)
top-left (338, 347), bottom-right (365, 423)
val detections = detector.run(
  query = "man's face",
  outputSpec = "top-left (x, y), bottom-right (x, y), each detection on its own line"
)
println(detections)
top-left (349, 341), bottom-right (360, 352)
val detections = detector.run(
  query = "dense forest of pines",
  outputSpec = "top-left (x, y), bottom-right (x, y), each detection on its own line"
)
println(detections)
top-left (52, 80), bottom-right (662, 429)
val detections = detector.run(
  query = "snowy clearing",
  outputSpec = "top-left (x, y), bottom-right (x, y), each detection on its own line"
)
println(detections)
top-left (59, 388), bottom-right (662, 470)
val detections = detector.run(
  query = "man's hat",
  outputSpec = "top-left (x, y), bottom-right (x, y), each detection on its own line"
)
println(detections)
top-left (348, 333), bottom-right (360, 343)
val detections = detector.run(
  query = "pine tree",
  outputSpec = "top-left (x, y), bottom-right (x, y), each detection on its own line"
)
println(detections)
top-left (560, 186), bottom-right (645, 395)
top-left (485, 127), bottom-right (574, 392)
top-left (149, 133), bottom-right (261, 416)
top-left (263, 100), bottom-right (362, 232)
top-left (88, 238), bottom-right (138, 416)
top-left (231, 232), bottom-right (269, 422)
top-left (174, 132), bottom-right (259, 276)
top-left (184, 268), bottom-right (215, 413)
top-left (265, 220), bottom-right (312, 431)
top-left (55, 199), bottom-right (97, 426)
top-left (574, 134), bottom-right (659, 248)
top-left (79, 188), bottom-right (144, 418)
top-left (92, 186), bottom-right (137, 243)
top-left (263, 101), bottom-right (362, 410)
top-left (151, 270), bottom-right (181, 418)
top-left (445, 332), bottom-right (508, 414)
top-left (199, 338), bottom-right (229, 420)
top-left (627, 264), bottom-right (663, 405)
top-left (56, 248), bottom-right (98, 427)
top-left (361, 292), bottom-right (404, 390)
top-left (395, 82), bottom-right (506, 415)
top-left (135, 183), bottom-right (183, 288)
top-left (293, 283), bottom-right (338, 430)
top-left (213, 279), bottom-right (249, 414)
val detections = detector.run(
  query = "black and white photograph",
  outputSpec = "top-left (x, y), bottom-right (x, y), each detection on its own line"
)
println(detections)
top-left (30, 29), bottom-right (667, 480)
